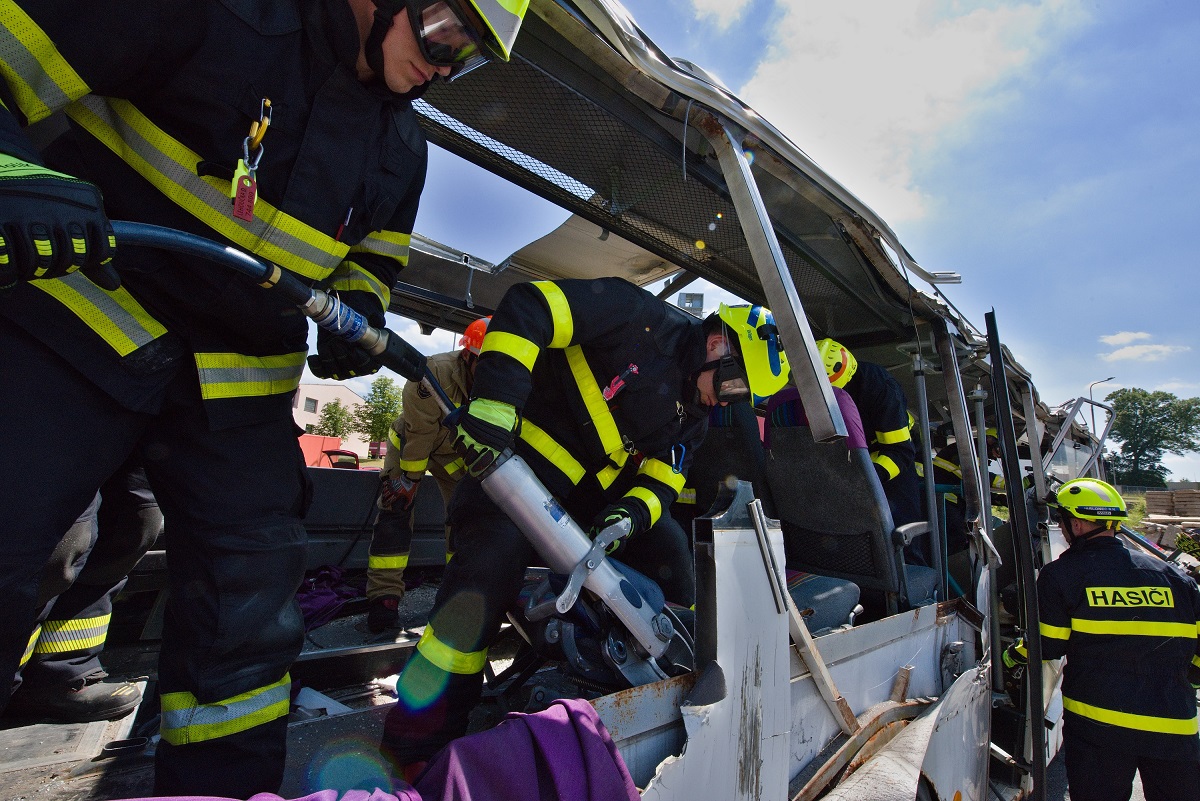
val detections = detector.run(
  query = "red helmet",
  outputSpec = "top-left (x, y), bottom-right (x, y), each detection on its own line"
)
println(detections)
top-left (459, 316), bottom-right (490, 355)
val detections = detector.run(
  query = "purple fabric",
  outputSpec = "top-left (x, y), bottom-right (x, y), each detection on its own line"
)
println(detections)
top-left (120, 790), bottom-right (421, 801)
top-left (414, 697), bottom-right (640, 801)
top-left (765, 386), bottom-right (867, 449)
top-left (296, 566), bottom-right (364, 632)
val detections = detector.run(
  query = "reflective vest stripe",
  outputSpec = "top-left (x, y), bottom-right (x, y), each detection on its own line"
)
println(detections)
top-left (531, 281), bottom-right (574, 348)
top-left (871, 452), bottom-right (899, 480)
top-left (325, 260), bottom-right (391, 309)
top-left (564, 346), bottom-right (627, 488)
top-left (1040, 621), bottom-right (1072, 640)
top-left (194, 351), bottom-right (306, 400)
top-left (399, 458), bottom-right (428, 473)
top-left (369, 554), bottom-right (409, 570)
top-left (945, 493), bottom-right (959, 504)
top-left (875, 426), bottom-right (912, 445)
top-left (160, 673), bottom-right (291, 746)
top-left (1191, 654), bottom-right (1200, 669)
top-left (443, 458), bottom-right (465, 476)
top-left (417, 624), bottom-right (487, 675)
top-left (388, 427), bottom-right (404, 450)
top-left (34, 613), bottom-right (110, 654)
top-left (30, 272), bottom-right (167, 356)
top-left (479, 331), bottom-right (540, 372)
top-left (350, 230), bottom-right (411, 265)
top-left (1062, 696), bottom-right (1199, 736)
top-left (1014, 640), bottom-right (1028, 659)
top-left (518, 418), bottom-right (586, 485)
top-left (676, 487), bottom-right (697, 505)
top-left (1070, 618), bottom-right (1197, 639)
top-left (0, 3), bottom-right (89, 122)
top-left (66, 96), bottom-right (348, 281)
top-left (638, 457), bottom-right (687, 495)
top-left (19, 625), bottom-right (40, 668)
top-left (933, 456), bottom-right (962, 478)
top-left (625, 486), bottom-right (662, 526)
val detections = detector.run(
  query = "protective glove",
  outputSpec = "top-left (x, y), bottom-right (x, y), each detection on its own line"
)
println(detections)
top-left (590, 498), bottom-right (652, 557)
top-left (307, 292), bottom-right (386, 380)
top-left (1002, 638), bottom-right (1028, 669)
top-left (448, 398), bottom-right (517, 478)
top-left (1002, 638), bottom-right (1028, 707)
top-left (380, 472), bottom-right (421, 512)
top-left (0, 154), bottom-right (119, 291)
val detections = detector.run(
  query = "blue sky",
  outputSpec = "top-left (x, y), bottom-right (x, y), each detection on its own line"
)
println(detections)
top-left (317, 0), bottom-right (1200, 479)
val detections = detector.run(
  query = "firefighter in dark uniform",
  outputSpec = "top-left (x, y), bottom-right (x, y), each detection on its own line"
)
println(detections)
top-left (0, 0), bottom-right (527, 795)
top-left (366, 316), bottom-right (488, 632)
top-left (379, 283), bottom-right (792, 773)
top-left (1004, 478), bottom-right (1200, 801)
top-left (816, 339), bottom-right (924, 555)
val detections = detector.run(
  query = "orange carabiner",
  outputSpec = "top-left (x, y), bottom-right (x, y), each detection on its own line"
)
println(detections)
top-left (248, 98), bottom-right (272, 151)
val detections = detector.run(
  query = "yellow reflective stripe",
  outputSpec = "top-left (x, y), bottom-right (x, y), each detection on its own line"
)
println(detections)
top-left (66, 96), bottom-right (347, 281)
top-left (875, 426), bottom-right (912, 445)
top-left (1070, 618), bottom-right (1198, 638)
top-left (324, 260), bottom-right (390, 309)
top-left (871, 452), bottom-right (900, 480)
top-left (625, 486), bottom-right (662, 527)
top-left (0, 2), bottom-right (90, 123)
top-left (676, 487), bottom-right (697, 505)
top-left (1192, 654), bottom-right (1200, 669)
top-left (399, 458), bottom-right (428, 473)
top-left (19, 625), bottom-right (40, 668)
top-left (30, 272), bottom-right (168, 356)
top-left (1014, 640), bottom-right (1028, 658)
top-left (349, 230), bottom-right (411, 266)
top-left (443, 458), bottom-right (465, 476)
top-left (518, 418), bottom-right (585, 485)
top-left (531, 281), bottom-right (574, 348)
top-left (1040, 621), bottom-right (1072, 640)
top-left (194, 351), bottom-right (306, 400)
top-left (417, 624), bottom-right (487, 675)
top-left (388, 427), bottom-right (403, 450)
top-left (160, 674), bottom-right (291, 746)
top-left (565, 346), bottom-right (625, 463)
top-left (369, 554), bottom-right (409, 570)
top-left (1062, 696), bottom-right (1199, 736)
top-left (933, 456), bottom-right (962, 479)
top-left (638, 457), bottom-right (687, 495)
top-left (34, 613), bottom-right (110, 654)
top-left (945, 493), bottom-right (959, 504)
top-left (479, 331), bottom-right (540, 372)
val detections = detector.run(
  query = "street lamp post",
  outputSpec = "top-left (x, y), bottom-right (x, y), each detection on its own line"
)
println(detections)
top-left (1089, 376), bottom-right (1115, 479)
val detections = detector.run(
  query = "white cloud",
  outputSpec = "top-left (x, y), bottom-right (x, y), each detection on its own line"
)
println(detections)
top-left (1154, 379), bottom-right (1200, 393)
top-left (738, 0), bottom-right (1088, 223)
top-left (690, 0), bottom-right (753, 29)
top-left (1099, 331), bottom-right (1152, 346)
top-left (1100, 343), bottom-right (1190, 362)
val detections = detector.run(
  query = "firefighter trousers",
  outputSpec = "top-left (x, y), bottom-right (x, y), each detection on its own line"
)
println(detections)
top-left (1065, 729), bottom-right (1200, 801)
top-left (367, 466), bottom-right (458, 600)
top-left (0, 320), bottom-right (309, 797)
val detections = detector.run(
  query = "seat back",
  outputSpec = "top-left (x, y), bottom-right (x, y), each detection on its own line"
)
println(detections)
top-left (764, 426), bottom-right (906, 610)
top-left (673, 402), bottom-right (768, 532)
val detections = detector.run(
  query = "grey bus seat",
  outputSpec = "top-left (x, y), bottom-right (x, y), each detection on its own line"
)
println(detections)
top-left (786, 569), bottom-right (861, 635)
top-left (764, 425), bottom-right (937, 615)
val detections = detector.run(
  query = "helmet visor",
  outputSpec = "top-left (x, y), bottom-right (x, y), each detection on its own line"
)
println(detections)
top-left (408, 0), bottom-right (490, 79)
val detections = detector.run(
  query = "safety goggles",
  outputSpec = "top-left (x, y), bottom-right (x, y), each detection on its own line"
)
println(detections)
top-left (407, 0), bottom-right (490, 81)
top-left (701, 353), bottom-right (751, 404)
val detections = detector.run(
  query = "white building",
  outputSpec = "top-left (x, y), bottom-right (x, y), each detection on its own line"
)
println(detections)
top-left (292, 383), bottom-right (370, 456)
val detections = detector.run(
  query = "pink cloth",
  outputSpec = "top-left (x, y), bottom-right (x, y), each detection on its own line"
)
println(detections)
top-left (765, 386), bottom-right (867, 449)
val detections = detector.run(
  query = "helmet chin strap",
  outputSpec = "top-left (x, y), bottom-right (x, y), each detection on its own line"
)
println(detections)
top-left (366, 0), bottom-right (404, 80)
top-left (1065, 518), bottom-right (1108, 546)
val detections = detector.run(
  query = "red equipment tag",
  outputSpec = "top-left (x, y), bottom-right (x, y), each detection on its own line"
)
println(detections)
top-left (232, 174), bottom-right (257, 222)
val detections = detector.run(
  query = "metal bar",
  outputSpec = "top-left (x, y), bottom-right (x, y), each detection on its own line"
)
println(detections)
top-left (913, 353), bottom-right (946, 601)
top-left (655, 270), bottom-right (699, 301)
top-left (698, 114), bottom-right (846, 442)
top-left (749, 499), bottom-right (787, 614)
top-left (1020, 382), bottom-right (1048, 504)
top-left (1040, 397), bottom-right (1087, 476)
top-left (787, 599), bottom-right (859, 737)
top-left (933, 319), bottom-right (982, 527)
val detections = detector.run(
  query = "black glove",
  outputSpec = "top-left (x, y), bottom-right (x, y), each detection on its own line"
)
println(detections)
top-left (447, 398), bottom-right (517, 477)
top-left (307, 292), bottom-right (386, 380)
top-left (591, 498), bottom-right (652, 557)
top-left (0, 154), bottom-right (119, 290)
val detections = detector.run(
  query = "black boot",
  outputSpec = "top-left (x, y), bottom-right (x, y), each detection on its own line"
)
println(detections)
top-left (5, 670), bottom-right (141, 723)
top-left (367, 595), bottom-right (402, 633)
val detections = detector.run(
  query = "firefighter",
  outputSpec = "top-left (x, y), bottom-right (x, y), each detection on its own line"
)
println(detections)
top-left (0, 1), bottom-right (527, 795)
top-left (367, 317), bottom-right (489, 632)
top-left (378, 282), bottom-right (791, 774)
top-left (816, 339), bottom-right (924, 554)
top-left (1004, 478), bottom-right (1200, 800)
top-left (7, 460), bottom-right (160, 722)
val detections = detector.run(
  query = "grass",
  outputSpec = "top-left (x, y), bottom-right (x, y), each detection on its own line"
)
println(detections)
top-left (1123, 494), bottom-right (1146, 528)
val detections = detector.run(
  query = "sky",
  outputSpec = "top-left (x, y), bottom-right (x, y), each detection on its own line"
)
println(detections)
top-left (309, 0), bottom-right (1200, 480)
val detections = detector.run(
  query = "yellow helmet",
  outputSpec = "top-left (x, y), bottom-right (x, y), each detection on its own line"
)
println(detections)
top-left (712, 303), bottom-right (791, 401)
top-left (1051, 478), bottom-right (1128, 525)
top-left (816, 338), bottom-right (857, 388)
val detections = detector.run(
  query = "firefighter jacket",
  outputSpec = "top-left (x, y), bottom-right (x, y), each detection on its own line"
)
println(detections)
top-left (0, 0), bottom-right (425, 429)
top-left (1036, 535), bottom-right (1200, 758)
top-left (471, 278), bottom-right (710, 529)
top-left (382, 350), bottom-right (470, 481)
top-left (841, 361), bottom-right (915, 486)
top-left (925, 444), bottom-right (1010, 506)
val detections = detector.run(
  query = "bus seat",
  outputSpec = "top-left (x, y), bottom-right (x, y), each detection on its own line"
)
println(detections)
top-left (786, 569), bottom-right (861, 635)
top-left (672, 402), bottom-right (769, 535)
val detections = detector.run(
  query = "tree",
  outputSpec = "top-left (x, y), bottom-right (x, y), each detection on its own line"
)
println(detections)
top-left (353, 376), bottom-right (403, 443)
top-left (312, 398), bottom-right (356, 439)
top-left (1105, 388), bottom-right (1200, 487)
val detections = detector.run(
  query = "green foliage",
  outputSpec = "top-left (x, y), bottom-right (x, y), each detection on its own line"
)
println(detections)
top-left (353, 376), bottom-right (403, 443)
top-left (313, 398), bottom-right (356, 438)
top-left (1105, 388), bottom-right (1200, 486)
top-left (1123, 494), bottom-right (1146, 528)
